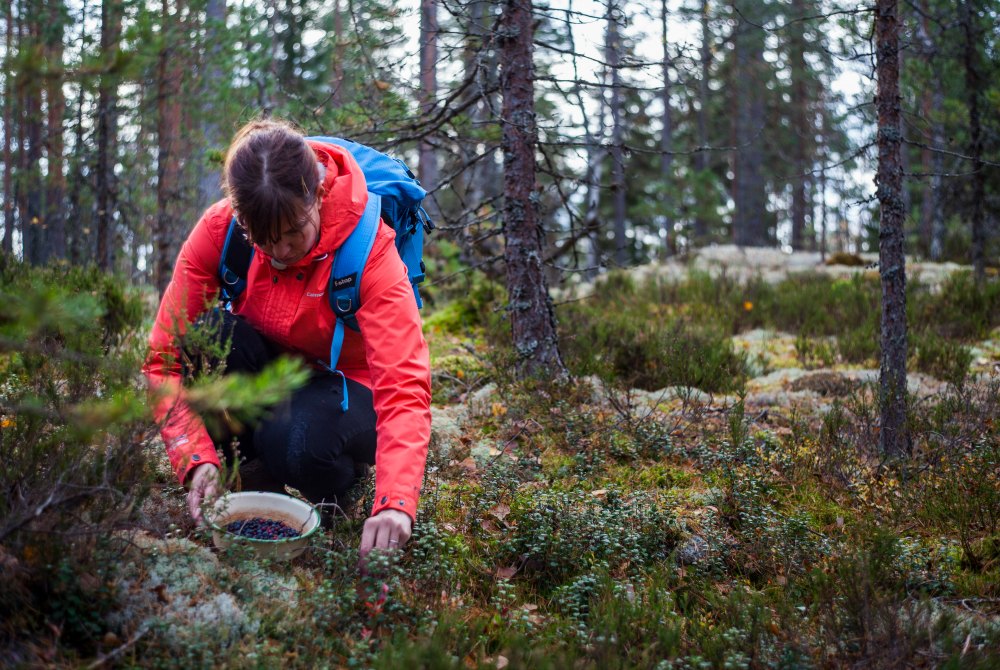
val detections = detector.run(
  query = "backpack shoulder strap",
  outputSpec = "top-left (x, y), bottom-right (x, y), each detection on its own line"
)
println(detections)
top-left (325, 192), bottom-right (382, 411)
top-left (218, 217), bottom-right (255, 305)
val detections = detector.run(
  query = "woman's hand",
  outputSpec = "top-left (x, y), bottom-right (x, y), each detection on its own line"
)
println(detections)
top-left (187, 463), bottom-right (220, 525)
top-left (359, 509), bottom-right (413, 560)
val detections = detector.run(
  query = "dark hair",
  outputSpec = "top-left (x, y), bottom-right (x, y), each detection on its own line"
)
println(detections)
top-left (223, 119), bottom-right (320, 245)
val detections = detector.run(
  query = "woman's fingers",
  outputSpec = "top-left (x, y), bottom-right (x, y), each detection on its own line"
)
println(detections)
top-left (358, 509), bottom-right (414, 570)
top-left (187, 463), bottom-right (220, 525)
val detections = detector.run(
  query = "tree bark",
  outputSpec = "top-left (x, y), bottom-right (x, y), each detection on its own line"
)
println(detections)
top-left (330, 0), bottom-right (345, 105)
top-left (96, 0), bottom-right (122, 271)
top-left (155, 0), bottom-right (186, 295)
top-left (565, 0), bottom-right (605, 275)
top-left (67, 63), bottom-right (87, 265)
top-left (499, 0), bottom-right (566, 378)
top-left (960, 0), bottom-right (985, 282)
top-left (42, 0), bottom-right (67, 262)
top-left (418, 0), bottom-right (439, 214)
top-left (606, 1), bottom-right (627, 266)
top-left (789, 0), bottom-right (810, 251)
top-left (196, 0), bottom-right (226, 214)
top-left (2, 0), bottom-right (16, 256)
top-left (916, 4), bottom-right (944, 260)
top-left (731, 2), bottom-right (767, 247)
top-left (818, 105), bottom-right (827, 261)
top-left (659, 0), bottom-right (673, 258)
top-left (21, 1), bottom-right (44, 265)
top-left (693, 0), bottom-right (710, 245)
top-left (875, 0), bottom-right (909, 457)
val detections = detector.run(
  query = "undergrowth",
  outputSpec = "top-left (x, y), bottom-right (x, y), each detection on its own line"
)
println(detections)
top-left (2, 262), bottom-right (998, 668)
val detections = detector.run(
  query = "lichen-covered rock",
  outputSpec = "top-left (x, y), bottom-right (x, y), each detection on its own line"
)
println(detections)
top-left (430, 405), bottom-right (466, 462)
top-left (675, 535), bottom-right (711, 565)
top-left (106, 531), bottom-right (300, 650)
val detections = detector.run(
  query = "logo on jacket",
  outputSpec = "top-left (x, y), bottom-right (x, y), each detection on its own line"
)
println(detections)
top-left (332, 273), bottom-right (357, 290)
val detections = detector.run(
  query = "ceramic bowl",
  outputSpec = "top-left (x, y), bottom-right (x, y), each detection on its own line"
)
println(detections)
top-left (206, 491), bottom-right (321, 560)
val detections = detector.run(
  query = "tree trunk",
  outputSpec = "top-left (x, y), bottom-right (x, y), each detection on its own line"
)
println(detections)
top-left (156, 0), bottom-right (186, 295)
top-left (693, 0), bottom-right (710, 245)
top-left (606, 1), bottom-right (627, 266)
top-left (196, 0), bottom-right (226, 214)
top-left (819, 105), bottom-right (827, 262)
top-left (498, 0), bottom-right (566, 378)
top-left (915, 2), bottom-right (942, 260)
top-left (330, 0), bottom-right (345, 105)
top-left (927, 87), bottom-right (945, 261)
top-left (731, 2), bottom-right (767, 247)
top-left (22, 2), bottom-right (44, 265)
top-left (659, 0), bottom-right (673, 258)
top-left (961, 0), bottom-right (985, 282)
top-left (42, 0), bottom-right (67, 262)
top-left (418, 0), bottom-right (439, 214)
top-left (564, 0), bottom-right (605, 275)
top-left (875, 0), bottom-right (909, 457)
top-left (789, 0), bottom-right (809, 251)
top-left (96, 0), bottom-right (122, 271)
top-left (2, 0), bottom-right (16, 255)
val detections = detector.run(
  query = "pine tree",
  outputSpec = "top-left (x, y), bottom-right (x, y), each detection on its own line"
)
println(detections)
top-left (875, 0), bottom-right (909, 457)
top-left (499, 0), bottom-right (566, 377)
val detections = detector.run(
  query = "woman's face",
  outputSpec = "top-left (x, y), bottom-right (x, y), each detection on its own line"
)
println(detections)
top-left (256, 197), bottom-right (322, 266)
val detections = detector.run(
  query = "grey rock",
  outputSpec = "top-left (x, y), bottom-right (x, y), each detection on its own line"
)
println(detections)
top-left (676, 535), bottom-right (711, 565)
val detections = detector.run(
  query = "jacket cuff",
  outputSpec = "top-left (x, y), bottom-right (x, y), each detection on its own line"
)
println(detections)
top-left (176, 448), bottom-right (222, 487)
top-left (371, 490), bottom-right (419, 522)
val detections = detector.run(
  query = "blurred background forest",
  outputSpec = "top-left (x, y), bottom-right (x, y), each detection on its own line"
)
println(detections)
top-left (1, 0), bottom-right (997, 290)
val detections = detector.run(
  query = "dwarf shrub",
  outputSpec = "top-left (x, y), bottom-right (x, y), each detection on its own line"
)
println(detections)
top-left (501, 487), bottom-right (679, 590)
top-left (911, 332), bottom-right (973, 385)
top-left (910, 271), bottom-right (1000, 340)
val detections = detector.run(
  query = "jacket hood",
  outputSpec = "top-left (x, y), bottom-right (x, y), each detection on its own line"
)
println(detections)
top-left (287, 140), bottom-right (368, 267)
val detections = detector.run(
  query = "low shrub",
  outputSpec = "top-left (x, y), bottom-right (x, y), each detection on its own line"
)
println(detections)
top-left (910, 271), bottom-right (1000, 340)
top-left (560, 308), bottom-right (748, 394)
top-left (911, 332), bottom-right (973, 385)
top-left (837, 319), bottom-right (880, 364)
top-left (501, 487), bottom-right (679, 591)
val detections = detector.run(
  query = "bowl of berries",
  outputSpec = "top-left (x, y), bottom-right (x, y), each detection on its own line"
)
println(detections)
top-left (206, 491), bottom-right (321, 560)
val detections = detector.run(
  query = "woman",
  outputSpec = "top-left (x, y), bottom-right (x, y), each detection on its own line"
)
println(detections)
top-left (144, 119), bottom-right (431, 557)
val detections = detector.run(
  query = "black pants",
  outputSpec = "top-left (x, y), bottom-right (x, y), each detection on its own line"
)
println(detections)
top-left (189, 310), bottom-right (377, 505)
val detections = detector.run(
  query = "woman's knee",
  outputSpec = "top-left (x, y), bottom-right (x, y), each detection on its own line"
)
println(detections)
top-left (253, 377), bottom-right (377, 494)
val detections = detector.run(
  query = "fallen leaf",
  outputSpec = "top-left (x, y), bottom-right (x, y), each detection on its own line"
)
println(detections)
top-left (522, 603), bottom-right (538, 611)
top-left (591, 489), bottom-right (608, 498)
top-left (490, 504), bottom-right (511, 521)
top-left (496, 566), bottom-right (517, 579)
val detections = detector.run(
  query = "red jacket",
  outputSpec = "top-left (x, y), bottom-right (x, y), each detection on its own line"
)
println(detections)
top-left (144, 140), bottom-right (431, 521)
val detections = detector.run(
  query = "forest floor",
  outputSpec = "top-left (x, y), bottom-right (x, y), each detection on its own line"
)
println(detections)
top-left (3, 251), bottom-right (999, 668)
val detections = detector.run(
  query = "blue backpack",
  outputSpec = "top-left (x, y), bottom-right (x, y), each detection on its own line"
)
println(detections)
top-left (217, 136), bottom-right (433, 410)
